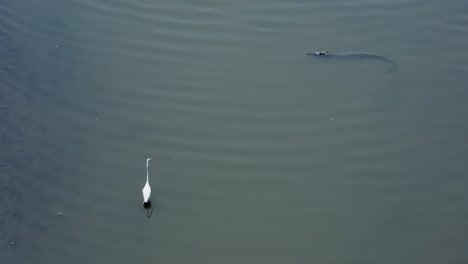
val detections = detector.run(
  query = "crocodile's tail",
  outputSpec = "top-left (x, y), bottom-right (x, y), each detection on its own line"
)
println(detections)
top-left (387, 62), bottom-right (398, 72)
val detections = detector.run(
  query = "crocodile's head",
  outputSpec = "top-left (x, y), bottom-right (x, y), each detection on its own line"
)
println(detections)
top-left (305, 51), bottom-right (329, 56)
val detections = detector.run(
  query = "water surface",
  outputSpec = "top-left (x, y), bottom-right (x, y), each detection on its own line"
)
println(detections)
top-left (2, 0), bottom-right (468, 263)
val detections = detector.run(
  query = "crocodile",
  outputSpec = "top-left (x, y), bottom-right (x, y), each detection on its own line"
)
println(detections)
top-left (305, 51), bottom-right (398, 72)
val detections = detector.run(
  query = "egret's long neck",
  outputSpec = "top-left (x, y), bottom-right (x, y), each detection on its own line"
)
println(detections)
top-left (146, 159), bottom-right (150, 183)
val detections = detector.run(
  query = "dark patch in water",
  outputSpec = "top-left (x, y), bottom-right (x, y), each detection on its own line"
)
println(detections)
top-left (0, 14), bottom-right (58, 262)
top-left (0, 26), bottom-right (25, 258)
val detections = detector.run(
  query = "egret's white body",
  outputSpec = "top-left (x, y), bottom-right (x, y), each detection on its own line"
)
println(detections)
top-left (142, 158), bottom-right (152, 208)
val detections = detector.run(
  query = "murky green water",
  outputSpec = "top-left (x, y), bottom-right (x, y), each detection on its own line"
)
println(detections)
top-left (2, 0), bottom-right (468, 263)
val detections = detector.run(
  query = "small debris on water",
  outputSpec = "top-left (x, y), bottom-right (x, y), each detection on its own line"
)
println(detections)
top-left (57, 212), bottom-right (63, 217)
top-left (55, 45), bottom-right (59, 48)
top-left (10, 241), bottom-right (15, 246)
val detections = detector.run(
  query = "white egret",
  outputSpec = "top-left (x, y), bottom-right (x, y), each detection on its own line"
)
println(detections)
top-left (142, 158), bottom-right (152, 209)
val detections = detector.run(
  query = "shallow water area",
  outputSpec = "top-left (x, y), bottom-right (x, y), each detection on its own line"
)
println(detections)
top-left (1, 0), bottom-right (468, 263)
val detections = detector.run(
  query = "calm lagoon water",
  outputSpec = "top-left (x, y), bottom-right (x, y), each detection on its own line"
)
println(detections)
top-left (1, 0), bottom-right (468, 263)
